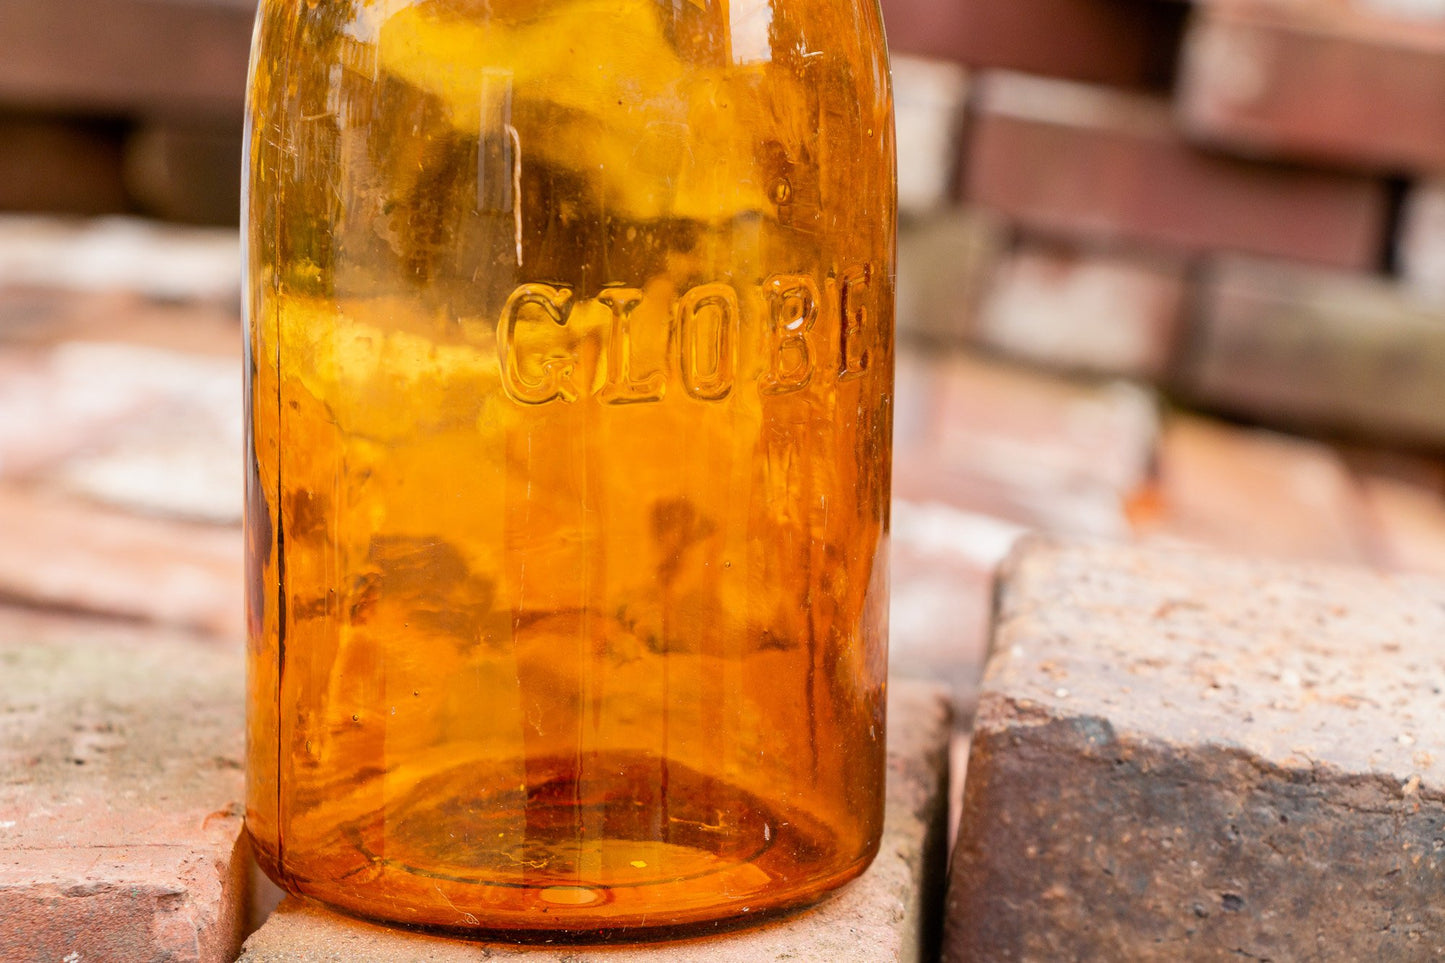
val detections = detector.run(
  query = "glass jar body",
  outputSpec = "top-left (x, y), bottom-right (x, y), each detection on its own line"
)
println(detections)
top-left (244, 0), bottom-right (896, 936)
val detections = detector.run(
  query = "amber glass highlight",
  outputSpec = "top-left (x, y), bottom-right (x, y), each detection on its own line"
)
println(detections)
top-left (245, 0), bottom-right (895, 935)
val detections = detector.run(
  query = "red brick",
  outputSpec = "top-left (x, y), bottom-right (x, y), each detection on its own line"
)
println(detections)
top-left (974, 239), bottom-right (1187, 380)
top-left (0, 486), bottom-right (241, 638)
top-left (240, 682), bottom-right (953, 963)
top-left (1357, 471), bottom-right (1445, 579)
top-left (1399, 180), bottom-right (1445, 301)
top-left (0, 606), bottom-right (247, 963)
top-left (964, 71), bottom-right (1390, 269)
top-left (0, 0), bottom-right (253, 117)
top-left (879, 0), bottom-right (1186, 88)
top-left (0, 115), bottom-right (128, 216)
top-left (899, 352), bottom-right (1159, 537)
top-left (1179, 0), bottom-right (1445, 174)
top-left (947, 538), bottom-right (1445, 960)
top-left (1182, 256), bottom-right (1445, 445)
top-left (1135, 414), bottom-right (1371, 565)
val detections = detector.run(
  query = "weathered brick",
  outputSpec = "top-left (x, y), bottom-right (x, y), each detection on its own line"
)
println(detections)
top-left (1179, 0), bottom-right (1445, 174)
top-left (1134, 414), bottom-right (1371, 565)
top-left (0, 216), bottom-right (242, 303)
top-left (1182, 256), bottom-right (1445, 445)
top-left (897, 352), bottom-right (1159, 537)
top-left (896, 210), bottom-right (1007, 342)
top-left (1399, 180), bottom-right (1445, 302)
top-left (0, 114), bottom-right (128, 216)
top-left (0, 0), bottom-right (253, 117)
top-left (891, 499), bottom-right (1023, 720)
top-left (0, 606), bottom-right (247, 963)
top-left (964, 71), bottom-right (1390, 269)
top-left (946, 539), bottom-right (1445, 961)
top-left (239, 681), bottom-right (953, 963)
top-left (878, 0), bottom-right (1186, 88)
top-left (893, 56), bottom-right (970, 217)
top-left (0, 486), bottom-right (241, 638)
top-left (974, 239), bottom-right (1187, 380)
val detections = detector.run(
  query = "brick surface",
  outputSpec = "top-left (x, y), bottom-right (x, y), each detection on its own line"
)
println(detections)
top-left (946, 539), bottom-right (1445, 961)
top-left (896, 210), bottom-right (1007, 342)
top-left (964, 71), bottom-right (1390, 269)
top-left (0, 0), bottom-right (253, 117)
top-left (1183, 256), bottom-right (1445, 445)
top-left (878, 0), bottom-right (1186, 88)
top-left (896, 352), bottom-right (1159, 538)
top-left (0, 606), bottom-right (248, 963)
top-left (0, 114), bottom-right (128, 216)
top-left (1399, 180), bottom-right (1445, 302)
top-left (975, 239), bottom-right (1187, 380)
top-left (1179, 0), bottom-right (1445, 174)
top-left (1134, 414), bottom-right (1371, 565)
top-left (893, 56), bottom-right (969, 217)
top-left (1358, 470), bottom-right (1445, 579)
top-left (891, 499), bottom-right (1023, 720)
top-left (0, 485), bottom-right (241, 637)
top-left (239, 681), bottom-right (952, 963)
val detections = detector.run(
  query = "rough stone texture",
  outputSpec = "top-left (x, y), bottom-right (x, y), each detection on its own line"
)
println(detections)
top-left (1399, 181), bottom-right (1445, 303)
top-left (897, 351), bottom-right (1158, 538)
top-left (1184, 256), bottom-right (1445, 446)
top-left (878, 0), bottom-right (1186, 89)
top-left (1133, 414), bottom-right (1372, 566)
top-left (0, 606), bottom-right (248, 963)
top-left (0, 485), bottom-right (241, 638)
top-left (895, 210), bottom-right (1007, 343)
top-left (964, 71), bottom-right (1390, 270)
top-left (975, 239), bottom-right (1187, 381)
top-left (1178, 0), bottom-right (1445, 174)
top-left (239, 682), bottom-right (953, 963)
top-left (946, 538), bottom-right (1445, 961)
top-left (892, 56), bottom-right (970, 218)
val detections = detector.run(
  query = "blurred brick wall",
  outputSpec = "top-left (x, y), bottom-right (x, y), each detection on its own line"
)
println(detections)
top-left (884, 0), bottom-right (1445, 449)
top-left (0, 0), bottom-right (253, 223)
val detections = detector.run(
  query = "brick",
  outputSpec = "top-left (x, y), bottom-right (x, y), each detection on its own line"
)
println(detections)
top-left (239, 681), bottom-right (952, 963)
top-left (1399, 180), bottom-right (1445, 302)
top-left (0, 114), bottom-right (128, 216)
top-left (974, 239), bottom-right (1187, 380)
top-left (946, 539), bottom-right (1445, 961)
top-left (1178, 0), bottom-right (1445, 174)
top-left (1182, 256), bottom-right (1445, 445)
top-left (0, 338), bottom-right (242, 523)
top-left (0, 606), bottom-right (247, 963)
top-left (897, 352), bottom-right (1159, 537)
top-left (1357, 471), bottom-right (1445, 579)
top-left (878, 0), bottom-right (1186, 88)
top-left (0, 287), bottom-right (241, 355)
top-left (896, 210), bottom-right (1007, 342)
top-left (125, 121), bottom-right (244, 226)
top-left (0, 0), bottom-right (253, 117)
top-left (0, 486), bottom-right (241, 638)
top-left (964, 71), bottom-right (1390, 270)
top-left (891, 499), bottom-right (1023, 720)
top-left (1135, 414), bottom-right (1371, 565)
top-left (0, 216), bottom-right (242, 303)
top-left (893, 56), bottom-right (970, 217)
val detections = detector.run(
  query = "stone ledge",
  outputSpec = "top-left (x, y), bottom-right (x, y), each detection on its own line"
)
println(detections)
top-left (0, 606), bottom-right (248, 963)
top-left (946, 538), bottom-right (1445, 961)
top-left (240, 681), bottom-right (952, 963)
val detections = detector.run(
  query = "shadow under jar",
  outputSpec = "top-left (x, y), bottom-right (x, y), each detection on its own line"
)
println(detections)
top-left (244, 0), bottom-right (896, 937)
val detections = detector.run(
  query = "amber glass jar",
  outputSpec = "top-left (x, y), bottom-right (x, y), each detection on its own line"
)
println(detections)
top-left (244, 0), bottom-right (895, 936)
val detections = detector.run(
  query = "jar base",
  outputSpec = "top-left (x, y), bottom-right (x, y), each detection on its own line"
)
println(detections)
top-left (259, 751), bottom-right (878, 935)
